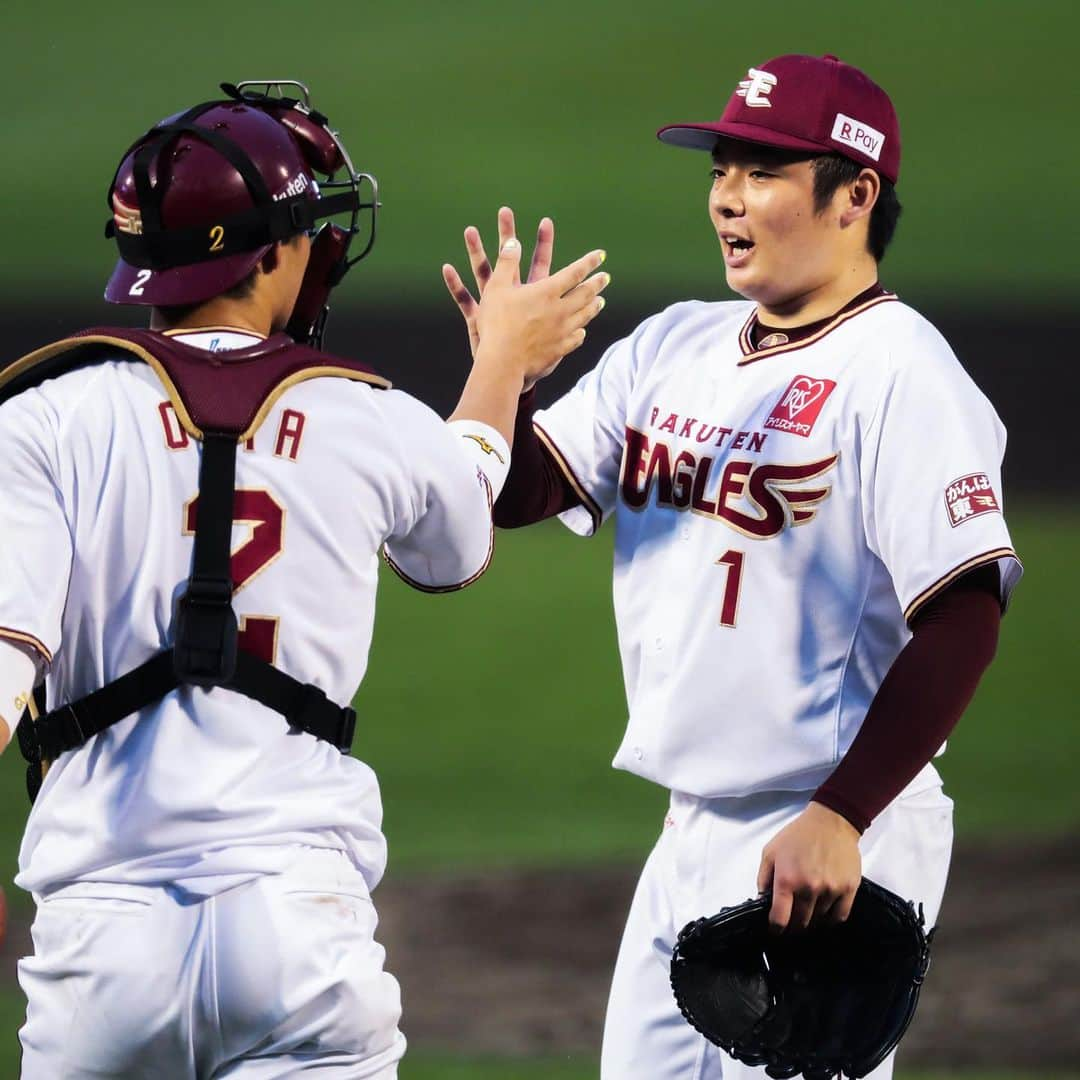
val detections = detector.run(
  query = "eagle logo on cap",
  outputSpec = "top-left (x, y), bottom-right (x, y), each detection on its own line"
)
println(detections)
top-left (736, 68), bottom-right (777, 108)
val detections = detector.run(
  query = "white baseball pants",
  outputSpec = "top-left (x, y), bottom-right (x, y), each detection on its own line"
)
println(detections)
top-left (600, 769), bottom-right (953, 1080)
top-left (18, 848), bottom-right (406, 1078)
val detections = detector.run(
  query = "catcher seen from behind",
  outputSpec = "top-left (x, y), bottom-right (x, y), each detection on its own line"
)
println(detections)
top-left (671, 878), bottom-right (933, 1080)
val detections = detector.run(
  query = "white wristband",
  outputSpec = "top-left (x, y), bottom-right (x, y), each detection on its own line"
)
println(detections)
top-left (445, 420), bottom-right (512, 501)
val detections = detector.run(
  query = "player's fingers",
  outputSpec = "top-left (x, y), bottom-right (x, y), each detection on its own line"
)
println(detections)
top-left (568, 295), bottom-right (606, 332)
top-left (464, 226), bottom-right (493, 293)
top-left (768, 884), bottom-right (794, 933)
top-left (558, 327), bottom-right (588, 355)
top-left (549, 249), bottom-right (607, 295)
top-left (806, 885), bottom-right (842, 927)
top-left (441, 263), bottom-right (479, 318)
top-left (497, 206), bottom-right (520, 285)
top-left (818, 891), bottom-right (846, 926)
top-left (827, 884), bottom-right (858, 926)
top-left (786, 885), bottom-right (817, 932)
top-left (561, 299), bottom-right (605, 346)
top-left (756, 851), bottom-right (775, 896)
top-left (527, 216), bottom-right (555, 283)
top-left (564, 271), bottom-right (611, 312)
top-left (491, 234), bottom-right (522, 283)
top-left (497, 205), bottom-right (517, 247)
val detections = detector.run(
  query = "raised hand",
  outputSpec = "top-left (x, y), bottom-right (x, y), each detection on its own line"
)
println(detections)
top-left (446, 210), bottom-right (609, 445)
top-left (443, 208), bottom-right (599, 389)
top-left (470, 217), bottom-right (608, 393)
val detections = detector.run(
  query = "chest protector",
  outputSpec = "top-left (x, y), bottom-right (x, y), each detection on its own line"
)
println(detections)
top-left (0, 327), bottom-right (391, 803)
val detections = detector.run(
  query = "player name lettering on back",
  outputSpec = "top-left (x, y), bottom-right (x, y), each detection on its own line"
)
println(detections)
top-left (621, 425), bottom-right (838, 538)
top-left (157, 401), bottom-right (307, 461)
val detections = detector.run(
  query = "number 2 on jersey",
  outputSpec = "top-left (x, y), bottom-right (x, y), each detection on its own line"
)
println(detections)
top-left (183, 489), bottom-right (285, 663)
top-left (715, 549), bottom-right (745, 628)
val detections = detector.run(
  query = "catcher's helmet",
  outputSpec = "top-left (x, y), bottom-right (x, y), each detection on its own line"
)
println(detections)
top-left (104, 81), bottom-right (377, 343)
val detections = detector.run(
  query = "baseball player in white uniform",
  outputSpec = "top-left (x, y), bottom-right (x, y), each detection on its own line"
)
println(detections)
top-left (443, 54), bottom-right (1021, 1079)
top-left (0, 83), bottom-right (607, 1077)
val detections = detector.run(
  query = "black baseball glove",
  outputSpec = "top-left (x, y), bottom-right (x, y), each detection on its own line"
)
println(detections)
top-left (670, 877), bottom-right (933, 1080)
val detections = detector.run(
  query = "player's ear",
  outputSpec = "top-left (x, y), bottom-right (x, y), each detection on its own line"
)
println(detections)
top-left (840, 168), bottom-right (880, 228)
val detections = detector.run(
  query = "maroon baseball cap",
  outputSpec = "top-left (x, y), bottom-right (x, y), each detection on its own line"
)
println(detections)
top-left (658, 54), bottom-right (901, 184)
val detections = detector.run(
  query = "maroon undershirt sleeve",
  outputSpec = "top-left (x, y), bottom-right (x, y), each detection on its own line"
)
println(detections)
top-left (812, 565), bottom-right (1003, 833)
top-left (492, 388), bottom-right (582, 528)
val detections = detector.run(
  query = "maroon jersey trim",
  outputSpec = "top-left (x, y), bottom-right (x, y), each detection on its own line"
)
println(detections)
top-left (0, 626), bottom-right (52, 664)
top-left (0, 335), bottom-right (392, 442)
top-left (737, 293), bottom-right (898, 365)
top-left (903, 547), bottom-right (1017, 624)
top-left (532, 421), bottom-right (603, 535)
top-left (381, 475), bottom-right (495, 594)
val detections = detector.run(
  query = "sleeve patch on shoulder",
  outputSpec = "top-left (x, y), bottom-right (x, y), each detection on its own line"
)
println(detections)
top-left (944, 473), bottom-right (1000, 527)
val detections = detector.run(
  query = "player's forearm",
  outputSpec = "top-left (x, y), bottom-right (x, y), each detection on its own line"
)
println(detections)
top-left (492, 388), bottom-right (581, 527)
top-left (812, 569), bottom-right (1002, 832)
top-left (448, 358), bottom-right (525, 449)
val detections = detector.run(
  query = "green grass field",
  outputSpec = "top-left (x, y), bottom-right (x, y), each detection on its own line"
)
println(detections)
top-left (3, 0), bottom-right (1075, 307)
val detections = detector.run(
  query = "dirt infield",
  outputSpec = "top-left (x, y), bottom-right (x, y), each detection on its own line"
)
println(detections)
top-left (375, 836), bottom-right (1080, 1068)
top-left (4, 836), bottom-right (1078, 1067)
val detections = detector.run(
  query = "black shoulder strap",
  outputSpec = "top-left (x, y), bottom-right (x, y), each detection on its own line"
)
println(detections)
top-left (173, 432), bottom-right (240, 685)
top-left (17, 428), bottom-right (356, 804)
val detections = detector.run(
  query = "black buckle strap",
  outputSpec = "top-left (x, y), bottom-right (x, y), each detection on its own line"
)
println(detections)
top-left (14, 643), bottom-right (355, 806)
top-left (16, 651), bottom-right (180, 801)
top-left (231, 651), bottom-right (356, 753)
top-left (173, 578), bottom-right (238, 686)
top-left (289, 682), bottom-right (356, 752)
top-left (33, 704), bottom-right (87, 763)
top-left (174, 433), bottom-right (239, 685)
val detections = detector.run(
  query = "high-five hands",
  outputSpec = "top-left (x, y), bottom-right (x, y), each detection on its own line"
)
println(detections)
top-left (443, 207), bottom-right (609, 392)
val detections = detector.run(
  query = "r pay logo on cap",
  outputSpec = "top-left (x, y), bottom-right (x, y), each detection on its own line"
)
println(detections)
top-left (830, 113), bottom-right (885, 161)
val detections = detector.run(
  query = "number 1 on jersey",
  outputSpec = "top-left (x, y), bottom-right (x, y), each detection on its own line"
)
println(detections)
top-left (715, 549), bottom-right (745, 628)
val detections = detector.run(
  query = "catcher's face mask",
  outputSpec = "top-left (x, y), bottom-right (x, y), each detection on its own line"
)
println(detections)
top-left (104, 79), bottom-right (379, 348)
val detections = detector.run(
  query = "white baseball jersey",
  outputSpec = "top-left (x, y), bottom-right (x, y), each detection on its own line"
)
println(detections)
top-left (534, 294), bottom-right (1022, 798)
top-left (0, 328), bottom-right (509, 897)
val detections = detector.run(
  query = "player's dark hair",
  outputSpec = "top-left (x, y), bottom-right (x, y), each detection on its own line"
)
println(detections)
top-left (155, 268), bottom-right (259, 326)
top-left (811, 154), bottom-right (901, 262)
top-left (153, 233), bottom-right (302, 326)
